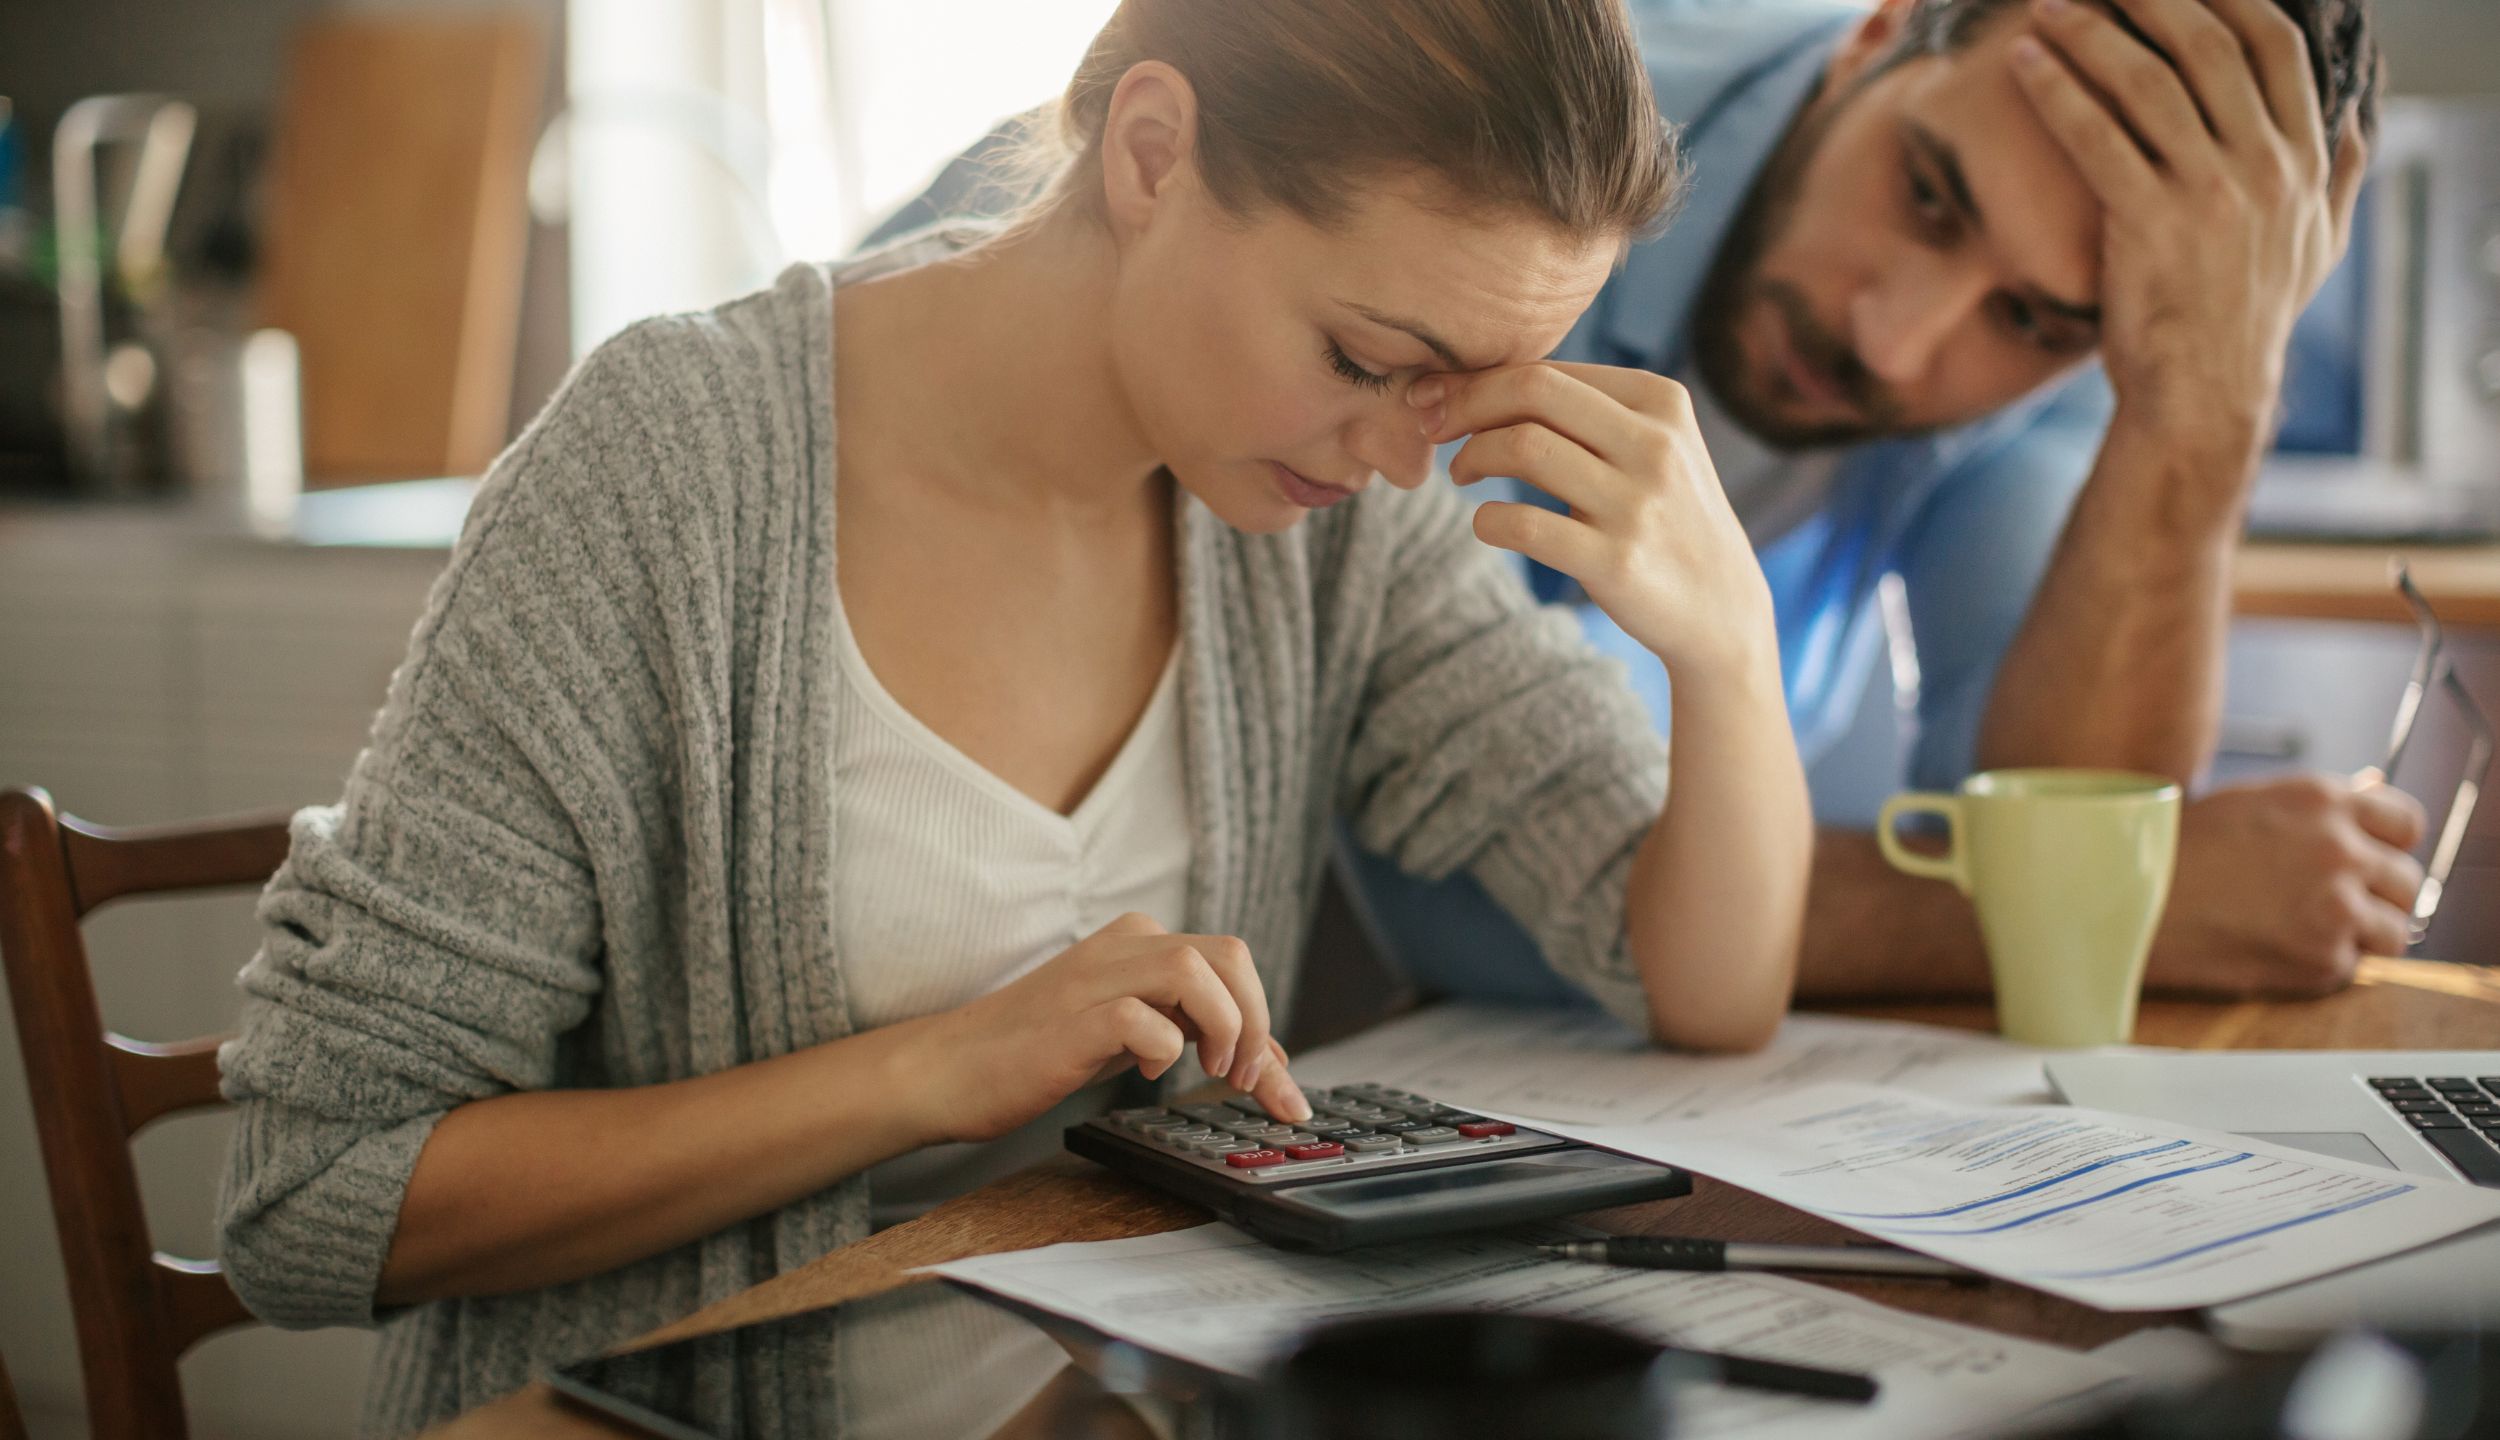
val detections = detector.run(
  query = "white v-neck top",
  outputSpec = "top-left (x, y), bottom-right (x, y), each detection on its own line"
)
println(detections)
top-left (831, 602), bottom-right (1192, 1223)
top-left (831, 603), bottom-right (1192, 1440)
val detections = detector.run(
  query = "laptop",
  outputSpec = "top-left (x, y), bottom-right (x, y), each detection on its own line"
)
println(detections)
top-left (2048, 1050), bottom-right (2500, 1346)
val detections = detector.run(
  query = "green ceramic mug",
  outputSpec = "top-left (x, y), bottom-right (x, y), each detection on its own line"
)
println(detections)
top-left (1877, 769), bottom-right (2183, 1047)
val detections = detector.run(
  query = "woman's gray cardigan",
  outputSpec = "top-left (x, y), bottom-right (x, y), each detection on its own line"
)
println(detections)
top-left (214, 255), bottom-right (1671, 1437)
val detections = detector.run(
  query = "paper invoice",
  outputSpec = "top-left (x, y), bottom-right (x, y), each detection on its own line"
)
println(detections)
top-left (1290, 1004), bottom-right (2058, 1123)
top-left (929, 1223), bottom-right (2128, 1440)
top-left (1515, 1082), bottom-right (2500, 1312)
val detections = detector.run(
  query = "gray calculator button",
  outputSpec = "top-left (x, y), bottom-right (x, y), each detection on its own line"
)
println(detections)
top-left (1343, 1135), bottom-right (1403, 1153)
top-left (1225, 1097), bottom-right (1271, 1115)
top-left (1113, 1106), bottom-right (1172, 1121)
top-left (1178, 1104), bottom-right (1239, 1124)
top-left (1402, 1126), bottom-right (1464, 1145)
top-left (1192, 1137), bottom-right (1255, 1156)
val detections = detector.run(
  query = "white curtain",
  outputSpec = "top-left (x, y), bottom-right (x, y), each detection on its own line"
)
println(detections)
top-left (564, 0), bottom-right (1117, 357)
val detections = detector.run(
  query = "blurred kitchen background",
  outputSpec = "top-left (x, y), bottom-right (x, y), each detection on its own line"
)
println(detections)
top-left (0, 1), bottom-right (2494, 1436)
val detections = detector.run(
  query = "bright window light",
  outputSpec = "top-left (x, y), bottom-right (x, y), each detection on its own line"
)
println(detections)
top-left (564, 0), bottom-right (1116, 356)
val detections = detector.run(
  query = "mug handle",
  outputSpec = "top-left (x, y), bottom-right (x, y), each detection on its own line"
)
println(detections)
top-left (1876, 793), bottom-right (1969, 893)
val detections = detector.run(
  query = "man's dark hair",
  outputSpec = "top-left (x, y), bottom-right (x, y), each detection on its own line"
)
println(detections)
top-left (1882, 0), bottom-right (2382, 150)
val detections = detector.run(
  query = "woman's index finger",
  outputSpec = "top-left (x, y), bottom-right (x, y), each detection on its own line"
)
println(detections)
top-left (1424, 361), bottom-right (1659, 464)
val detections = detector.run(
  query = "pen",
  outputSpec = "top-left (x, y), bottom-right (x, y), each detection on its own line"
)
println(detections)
top-left (1537, 1236), bottom-right (1985, 1284)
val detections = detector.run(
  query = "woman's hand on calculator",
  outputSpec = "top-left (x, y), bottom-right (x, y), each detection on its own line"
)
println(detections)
top-left (923, 912), bottom-right (1310, 1144)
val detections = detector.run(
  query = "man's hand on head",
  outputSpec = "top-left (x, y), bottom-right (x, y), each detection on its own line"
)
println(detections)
top-left (2009, 0), bottom-right (2368, 497)
top-left (2144, 771), bottom-right (2427, 998)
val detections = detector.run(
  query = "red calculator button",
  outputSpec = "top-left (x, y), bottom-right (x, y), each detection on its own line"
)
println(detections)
top-left (1283, 1142), bottom-right (1345, 1160)
top-left (1456, 1121), bottom-right (1515, 1138)
top-left (1225, 1149), bottom-right (1287, 1169)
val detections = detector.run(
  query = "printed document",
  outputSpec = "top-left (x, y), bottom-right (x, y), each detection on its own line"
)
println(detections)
top-left (930, 1223), bottom-right (2127, 1440)
top-left (1523, 1083), bottom-right (2500, 1311)
top-left (1292, 1004), bottom-right (2056, 1122)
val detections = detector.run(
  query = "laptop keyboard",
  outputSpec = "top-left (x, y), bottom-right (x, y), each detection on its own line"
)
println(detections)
top-left (2368, 1077), bottom-right (2500, 1186)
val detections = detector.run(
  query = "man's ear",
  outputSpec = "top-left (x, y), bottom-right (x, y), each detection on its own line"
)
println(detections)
top-left (1098, 61), bottom-right (1199, 243)
top-left (1824, 0), bottom-right (1917, 91)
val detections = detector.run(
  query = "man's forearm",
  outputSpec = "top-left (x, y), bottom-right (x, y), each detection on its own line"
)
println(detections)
top-left (1794, 829), bottom-right (1992, 1002)
top-left (1977, 404), bottom-right (2265, 783)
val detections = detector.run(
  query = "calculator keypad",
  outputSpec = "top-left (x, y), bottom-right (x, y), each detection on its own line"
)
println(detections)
top-left (1093, 1084), bottom-right (1562, 1185)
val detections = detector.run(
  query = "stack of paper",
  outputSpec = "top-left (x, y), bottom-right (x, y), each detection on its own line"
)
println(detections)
top-left (1501, 1082), bottom-right (2500, 1311)
top-left (1293, 1006), bottom-right (2500, 1310)
top-left (1288, 1004), bottom-right (2060, 1121)
top-left (931, 1224), bottom-right (2129, 1440)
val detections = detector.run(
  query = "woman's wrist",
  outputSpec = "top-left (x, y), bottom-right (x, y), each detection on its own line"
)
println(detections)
top-left (827, 1009), bottom-right (969, 1153)
top-left (1661, 620), bottom-right (1786, 724)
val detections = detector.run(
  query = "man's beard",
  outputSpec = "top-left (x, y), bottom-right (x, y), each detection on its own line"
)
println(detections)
top-left (1689, 88), bottom-right (1918, 452)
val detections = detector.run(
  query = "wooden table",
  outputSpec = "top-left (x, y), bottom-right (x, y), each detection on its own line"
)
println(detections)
top-left (428, 956), bottom-right (2500, 1437)
top-left (2235, 542), bottom-right (2500, 627)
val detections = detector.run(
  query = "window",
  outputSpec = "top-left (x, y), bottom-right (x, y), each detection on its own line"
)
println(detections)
top-left (562, 0), bottom-right (1116, 356)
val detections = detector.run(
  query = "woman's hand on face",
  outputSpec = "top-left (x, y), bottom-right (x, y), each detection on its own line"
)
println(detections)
top-left (923, 912), bottom-right (1309, 1145)
top-left (1412, 363), bottom-right (1776, 683)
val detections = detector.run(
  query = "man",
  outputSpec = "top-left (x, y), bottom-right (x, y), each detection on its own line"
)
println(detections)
top-left (878, 0), bottom-right (2422, 1008)
top-left (1339, 0), bottom-right (2424, 1009)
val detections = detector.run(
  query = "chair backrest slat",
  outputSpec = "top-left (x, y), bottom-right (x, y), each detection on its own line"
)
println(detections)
top-left (60, 813), bottom-right (292, 917)
top-left (0, 1346), bottom-right (29, 1440)
top-left (106, 1034), bottom-right (230, 1136)
top-left (0, 787), bottom-right (291, 1440)
top-left (155, 1258), bottom-right (257, 1357)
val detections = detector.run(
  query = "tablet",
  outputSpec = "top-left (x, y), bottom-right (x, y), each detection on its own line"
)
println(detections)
top-left (545, 1309), bottom-right (834, 1440)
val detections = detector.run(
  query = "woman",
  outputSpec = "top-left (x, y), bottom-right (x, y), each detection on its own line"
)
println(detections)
top-left (215, 0), bottom-right (1814, 1434)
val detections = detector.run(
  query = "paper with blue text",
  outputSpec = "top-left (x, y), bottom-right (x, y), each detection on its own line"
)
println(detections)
top-left (1515, 1082), bottom-right (2500, 1311)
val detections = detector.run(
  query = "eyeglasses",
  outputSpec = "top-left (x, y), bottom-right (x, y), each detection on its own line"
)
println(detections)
top-left (2383, 561), bottom-right (2494, 946)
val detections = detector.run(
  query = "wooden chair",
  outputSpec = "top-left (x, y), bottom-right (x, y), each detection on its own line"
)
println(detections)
top-left (0, 785), bottom-right (293, 1440)
top-left (1, 1345), bottom-right (30, 1440)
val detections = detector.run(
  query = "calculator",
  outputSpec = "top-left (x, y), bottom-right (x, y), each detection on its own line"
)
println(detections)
top-left (1064, 1082), bottom-right (1690, 1251)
